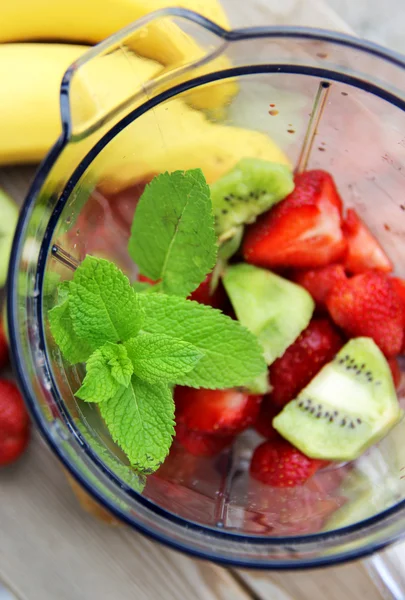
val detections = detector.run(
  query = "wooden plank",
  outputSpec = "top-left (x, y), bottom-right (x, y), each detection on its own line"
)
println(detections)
top-left (235, 563), bottom-right (384, 600)
top-left (0, 431), bottom-right (252, 600)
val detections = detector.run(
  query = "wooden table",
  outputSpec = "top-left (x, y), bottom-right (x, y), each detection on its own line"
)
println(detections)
top-left (0, 1), bottom-right (402, 598)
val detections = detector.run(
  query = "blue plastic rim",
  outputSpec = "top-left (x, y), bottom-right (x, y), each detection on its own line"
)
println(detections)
top-left (7, 10), bottom-right (405, 569)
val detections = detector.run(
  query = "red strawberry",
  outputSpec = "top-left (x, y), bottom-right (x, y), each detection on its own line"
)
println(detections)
top-left (250, 436), bottom-right (325, 487)
top-left (392, 277), bottom-right (405, 308)
top-left (243, 170), bottom-right (347, 269)
top-left (269, 318), bottom-right (343, 408)
top-left (138, 272), bottom-right (225, 310)
top-left (293, 264), bottom-right (347, 310)
top-left (175, 423), bottom-right (234, 457)
top-left (0, 380), bottom-right (30, 466)
top-left (189, 273), bottom-right (226, 310)
top-left (342, 209), bottom-right (392, 274)
top-left (388, 357), bottom-right (402, 389)
top-left (0, 319), bottom-right (9, 369)
top-left (254, 400), bottom-right (280, 440)
top-left (175, 387), bottom-right (262, 435)
top-left (326, 271), bottom-right (404, 357)
top-left (107, 176), bottom-right (156, 232)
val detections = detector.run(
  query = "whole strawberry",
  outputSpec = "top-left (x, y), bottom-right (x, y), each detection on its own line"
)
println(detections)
top-left (250, 436), bottom-right (325, 487)
top-left (269, 318), bottom-right (343, 408)
top-left (0, 380), bottom-right (30, 466)
top-left (293, 264), bottom-right (347, 310)
top-left (327, 271), bottom-right (404, 356)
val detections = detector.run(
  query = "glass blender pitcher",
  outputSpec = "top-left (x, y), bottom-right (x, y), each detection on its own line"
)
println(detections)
top-left (8, 7), bottom-right (405, 574)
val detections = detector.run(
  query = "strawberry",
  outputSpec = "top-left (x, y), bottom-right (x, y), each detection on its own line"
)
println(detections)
top-left (326, 271), bottom-right (404, 357)
top-left (0, 319), bottom-right (9, 369)
top-left (392, 277), bottom-right (405, 308)
top-left (138, 272), bottom-right (225, 310)
top-left (269, 318), bottom-right (343, 408)
top-left (293, 264), bottom-right (347, 310)
top-left (0, 380), bottom-right (30, 466)
top-left (175, 387), bottom-right (262, 435)
top-left (342, 208), bottom-right (392, 274)
top-left (250, 436), bottom-right (325, 487)
top-left (388, 357), bottom-right (402, 389)
top-left (245, 464), bottom-right (348, 533)
top-left (243, 170), bottom-right (347, 269)
top-left (188, 273), bottom-right (226, 310)
top-left (254, 400), bottom-right (280, 440)
top-left (175, 423), bottom-right (234, 457)
top-left (391, 277), bottom-right (405, 353)
top-left (107, 176), bottom-right (155, 232)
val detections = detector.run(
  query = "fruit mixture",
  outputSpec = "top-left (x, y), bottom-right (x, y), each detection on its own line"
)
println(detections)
top-left (169, 167), bottom-right (403, 481)
top-left (48, 154), bottom-right (405, 538)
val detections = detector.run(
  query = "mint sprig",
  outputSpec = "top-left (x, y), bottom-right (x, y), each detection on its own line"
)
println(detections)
top-left (128, 169), bottom-right (217, 298)
top-left (49, 169), bottom-right (267, 474)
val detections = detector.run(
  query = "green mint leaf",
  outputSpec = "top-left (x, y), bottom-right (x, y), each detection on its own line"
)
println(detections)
top-left (99, 376), bottom-right (175, 473)
top-left (125, 333), bottom-right (203, 384)
top-left (128, 170), bottom-right (217, 297)
top-left (137, 294), bottom-right (267, 389)
top-left (48, 299), bottom-right (96, 364)
top-left (76, 342), bottom-right (133, 402)
top-left (131, 281), bottom-right (152, 293)
top-left (75, 422), bottom-right (146, 494)
top-left (69, 256), bottom-right (143, 346)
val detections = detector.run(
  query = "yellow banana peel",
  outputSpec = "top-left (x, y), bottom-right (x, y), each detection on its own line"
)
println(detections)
top-left (0, 0), bottom-right (237, 112)
top-left (0, 44), bottom-right (161, 164)
top-left (0, 43), bottom-right (289, 191)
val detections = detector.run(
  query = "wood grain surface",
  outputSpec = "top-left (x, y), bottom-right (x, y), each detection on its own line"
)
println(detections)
top-left (0, 0), bottom-right (400, 598)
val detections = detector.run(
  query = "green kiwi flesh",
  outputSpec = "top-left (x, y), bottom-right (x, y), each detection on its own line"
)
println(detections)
top-left (273, 338), bottom-right (402, 461)
top-left (210, 158), bottom-right (294, 240)
top-left (222, 263), bottom-right (314, 365)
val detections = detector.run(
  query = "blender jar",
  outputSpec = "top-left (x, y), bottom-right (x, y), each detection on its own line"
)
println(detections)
top-left (8, 8), bottom-right (405, 569)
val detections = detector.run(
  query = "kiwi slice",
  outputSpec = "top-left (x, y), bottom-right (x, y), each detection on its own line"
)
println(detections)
top-left (210, 158), bottom-right (294, 240)
top-left (223, 264), bottom-right (314, 364)
top-left (273, 338), bottom-right (403, 461)
top-left (0, 188), bottom-right (18, 287)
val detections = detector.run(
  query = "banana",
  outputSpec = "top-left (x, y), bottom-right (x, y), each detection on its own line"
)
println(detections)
top-left (0, 0), bottom-right (229, 44)
top-left (0, 0), bottom-right (237, 111)
top-left (0, 43), bottom-right (289, 190)
top-left (0, 43), bottom-right (161, 164)
top-left (95, 99), bottom-right (291, 193)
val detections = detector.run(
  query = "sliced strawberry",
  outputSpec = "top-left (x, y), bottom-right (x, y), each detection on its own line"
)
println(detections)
top-left (388, 357), bottom-right (402, 389)
top-left (254, 400), bottom-right (280, 440)
top-left (175, 387), bottom-right (262, 435)
top-left (0, 380), bottom-right (30, 466)
top-left (243, 170), bottom-right (347, 269)
top-left (326, 271), bottom-right (404, 357)
top-left (293, 264), bottom-right (347, 310)
top-left (269, 318), bottom-right (343, 408)
top-left (342, 209), bottom-right (392, 274)
top-left (175, 423), bottom-right (234, 457)
top-left (250, 436), bottom-right (325, 487)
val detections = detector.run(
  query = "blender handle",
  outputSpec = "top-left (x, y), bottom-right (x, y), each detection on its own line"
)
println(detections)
top-left (58, 8), bottom-right (230, 140)
top-left (365, 545), bottom-right (405, 599)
